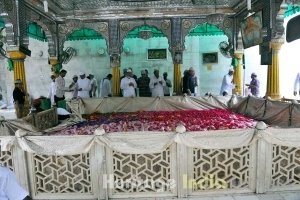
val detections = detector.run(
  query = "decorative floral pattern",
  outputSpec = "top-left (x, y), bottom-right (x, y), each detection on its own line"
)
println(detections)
top-left (52, 109), bottom-right (255, 135)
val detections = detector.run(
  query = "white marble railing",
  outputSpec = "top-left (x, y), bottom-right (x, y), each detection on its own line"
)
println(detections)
top-left (0, 125), bottom-right (300, 199)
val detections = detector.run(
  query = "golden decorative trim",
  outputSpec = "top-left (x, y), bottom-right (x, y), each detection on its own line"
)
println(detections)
top-left (8, 51), bottom-right (26, 60)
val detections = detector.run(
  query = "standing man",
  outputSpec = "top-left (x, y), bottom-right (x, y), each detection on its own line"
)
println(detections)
top-left (100, 74), bottom-right (113, 97)
top-left (120, 69), bottom-right (137, 97)
top-left (293, 72), bottom-right (300, 96)
top-left (54, 69), bottom-right (69, 105)
top-left (187, 67), bottom-right (198, 96)
top-left (220, 68), bottom-right (235, 96)
top-left (77, 72), bottom-right (91, 98)
top-left (69, 75), bottom-right (79, 99)
top-left (137, 70), bottom-right (151, 97)
top-left (13, 79), bottom-right (26, 118)
top-left (48, 75), bottom-right (56, 105)
top-left (246, 72), bottom-right (260, 97)
top-left (163, 72), bottom-right (172, 96)
top-left (149, 69), bottom-right (166, 97)
top-left (0, 166), bottom-right (31, 200)
top-left (88, 74), bottom-right (97, 98)
top-left (119, 68), bottom-right (127, 97)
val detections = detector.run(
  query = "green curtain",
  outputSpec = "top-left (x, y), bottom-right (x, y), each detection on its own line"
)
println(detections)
top-left (66, 29), bottom-right (103, 41)
top-left (27, 22), bottom-right (47, 41)
top-left (188, 23), bottom-right (225, 37)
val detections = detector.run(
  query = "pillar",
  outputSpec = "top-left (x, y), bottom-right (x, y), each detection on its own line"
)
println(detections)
top-left (112, 66), bottom-right (120, 96)
top-left (49, 57), bottom-right (59, 76)
top-left (8, 51), bottom-right (29, 116)
top-left (173, 63), bottom-right (182, 95)
top-left (233, 53), bottom-right (243, 95)
top-left (266, 40), bottom-right (283, 99)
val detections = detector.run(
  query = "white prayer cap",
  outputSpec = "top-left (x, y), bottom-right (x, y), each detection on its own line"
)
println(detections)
top-left (126, 69), bottom-right (132, 73)
top-left (79, 72), bottom-right (85, 76)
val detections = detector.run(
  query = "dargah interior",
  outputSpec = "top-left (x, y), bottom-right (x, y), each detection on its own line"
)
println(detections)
top-left (1, 0), bottom-right (300, 200)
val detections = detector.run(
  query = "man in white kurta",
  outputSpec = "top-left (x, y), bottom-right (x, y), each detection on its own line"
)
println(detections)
top-left (48, 75), bottom-right (56, 105)
top-left (100, 74), bottom-right (113, 97)
top-left (0, 166), bottom-right (29, 200)
top-left (77, 73), bottom-right (91, 98)
top-left (220, 68), bottom-right (235, 96)
top-left (120, 69), bottom-right (137, 97)
top-left (293, 72), bottom-right (300, 96)
top-left (69, 75), bottom-right (79, 99)
top-left (149, 69), bottom-right (166, 97)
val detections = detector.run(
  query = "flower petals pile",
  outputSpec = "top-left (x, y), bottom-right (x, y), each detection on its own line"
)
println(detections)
top-left (52, 109), bottom-right (256, 135)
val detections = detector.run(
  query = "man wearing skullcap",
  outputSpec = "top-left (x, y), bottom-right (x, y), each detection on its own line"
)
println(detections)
top-left (149, 69), bottom-right (165, 97)
top-left (120, 69), bottom-right (137, 97)
top-left (220, 68), bottom-right (235, 96)
top-left (69, 75), bottom-right (79, 99)
top-left (13, 79), bottom-right (26, 118)
top-left (77, 72), bottom-right (91, 98)
top-left (246, 72), bottom-right (260, 97)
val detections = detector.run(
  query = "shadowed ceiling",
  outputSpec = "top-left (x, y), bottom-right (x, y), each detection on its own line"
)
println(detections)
top-left (25, 0), bottom-right (248, 20)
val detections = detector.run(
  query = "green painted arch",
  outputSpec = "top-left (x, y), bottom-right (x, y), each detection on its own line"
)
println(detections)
top-left (285, 5), bottom-right (300, 18)
top-left (66, 28), bottom-right (104, 41)
top-left (188, 23), bottom-right (225, 37)
top-left (125, 25), bottom-right (165, 39)
top-left (27, 22), bottom-right (47, 42)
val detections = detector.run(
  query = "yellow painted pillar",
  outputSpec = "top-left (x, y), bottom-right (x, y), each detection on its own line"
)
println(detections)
top-left (266, 41), bottom-right (283, 99)
top-left (112, 66), bottom-right (120, 96)
top-left (8, 51), bottom-right (29, 116)
top-left (174, 63), bottom-right (182, 95)
top-left (233, 53), bottom-right (243, 95)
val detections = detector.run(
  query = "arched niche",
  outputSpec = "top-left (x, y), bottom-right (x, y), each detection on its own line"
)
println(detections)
top-left (58, 20), bottom-right (109, 56)
top-left (61, 28), bottom-right (110, 91)
top-left (121, 24), bottom-right (173, 81)
top-left (122, 24), bottom-right (168, 52)
top-left (27, 20), bottom-right (57, 57)
top-left (183, 22), bottom-right (232, 96)
top-left (119, 19), bottom-right (171, 52)
top-left (182, 15), bottom-right (234, 46)
top-left (64, 28), bottom-right (108, 57)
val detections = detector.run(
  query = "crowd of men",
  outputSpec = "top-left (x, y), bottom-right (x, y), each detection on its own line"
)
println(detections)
top-left (8, 67), bottom-right (261, 118)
